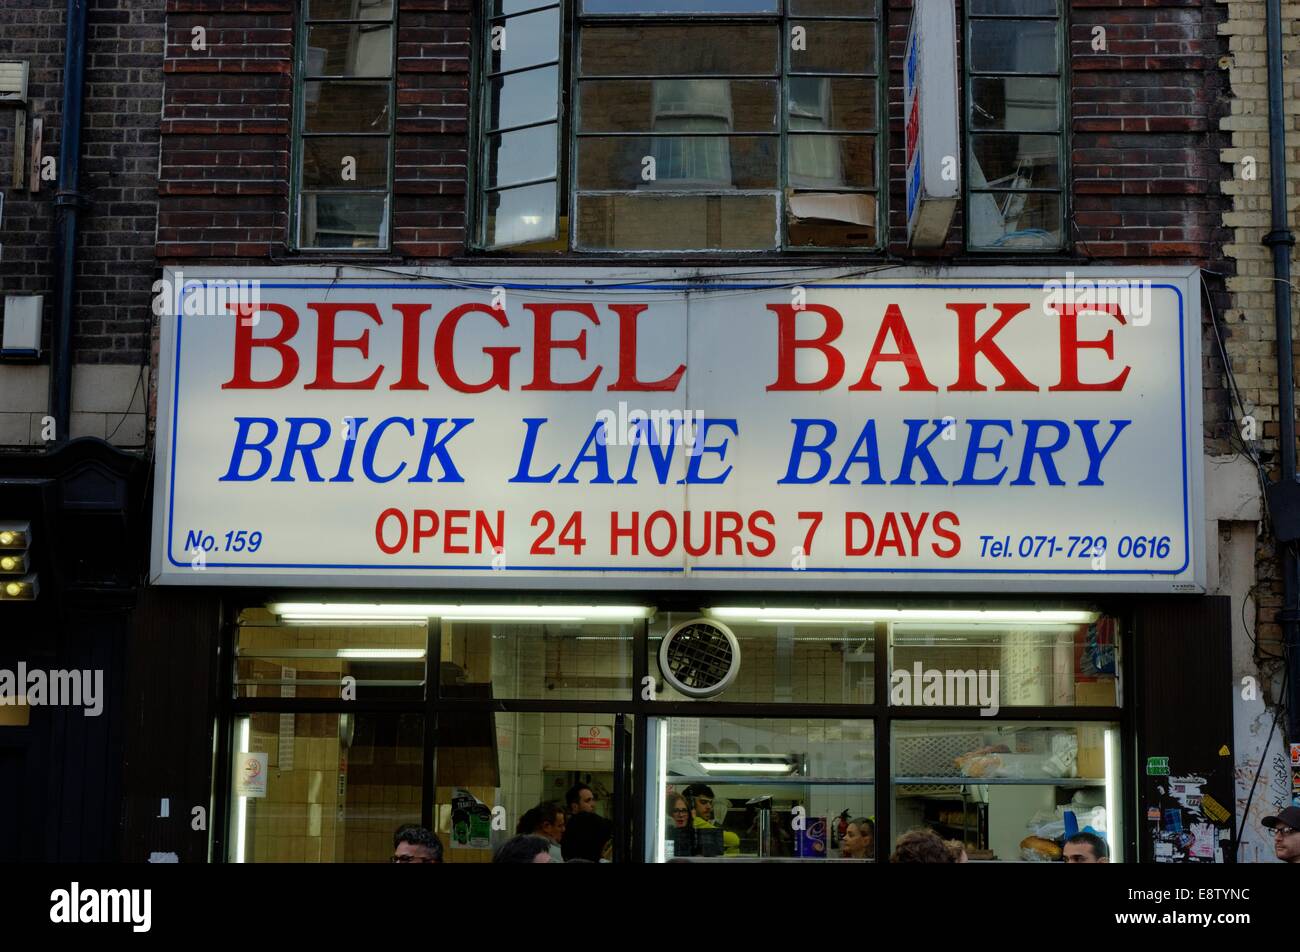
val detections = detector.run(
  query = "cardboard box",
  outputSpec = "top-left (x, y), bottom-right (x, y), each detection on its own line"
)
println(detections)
top-left (1077, 724), bottom-right (1106, 779)
top-left (1074, 679), bottom-right (1117, 707)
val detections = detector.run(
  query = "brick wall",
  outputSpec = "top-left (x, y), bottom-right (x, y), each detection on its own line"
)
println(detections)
top-left (0, 0), bottom-right (163, 367)
top-left (1216, 0), bottom-right (1298, 659)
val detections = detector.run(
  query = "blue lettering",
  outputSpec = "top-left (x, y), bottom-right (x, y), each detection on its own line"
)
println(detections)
top-left (1076, 419), bottom-right (1131, 485)
top-left (891, 419), bottom-right (949, 486)
top-left (362, 417), bottom-right (416, 483)
top-left (409, 417), bottom-right (471, 483)
top-left (780, 419), bottom-right (837, 484)
top-left (560, 422), bottom-right (615, 484)
top-left (829, 420), bottom-right (885, 485)
top-left (1011, 419), bottom-right (1071, 486)
top-left (955, 419), bottom-right (1014, 486)
top-left (220, 417), bottom-right (277, 481)
top-left (683, 419), bottom-right (738, 484)
top-left (329, 415), bottom-right (368, 483)
top-left (509, 417), bottom-right (559, 484)
top-left (272, 417), bottom-right (330, 483)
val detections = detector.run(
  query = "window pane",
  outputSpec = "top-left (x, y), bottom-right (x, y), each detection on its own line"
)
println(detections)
top-left (579, 80), bottom-right (778, 133)
top-left (484, 182), bottom-right (558, 247)
top-left (490, 0), bottom-right (557, 15)
top-left (578, 136), bottom-right (777, 189)
top-left (300, 192), bottom-right (389, 248)
top-left (968, 190), bottom-right (1062, 249)
top-left (658, 718), bottom-right (875, 860)
top-left (231, 712), bottom-right (422, 862)
top-left (649, 614), bottom-right (875, 703)
top-left (488, 8), bottom-right (560, 74)
top-left (301, 136), bottom-right (389, 189)
top-left (236, 614), bottom-right (426, 701)
top-left (307, 0), bottom-right (395, 19)
top-left (969, 19), bottom-right (1059, 73)
top-left (583, 0), bottom-right (778, 11)
top-left (789, 77), bottom-right (877, 131)
top-left (969, 0), bottom-right (1058, 14)
top-left (789, 0), bottom-right (877, 14)
top-left (486, 124), bottom-right (557, 189)
top-left (305, 24), bottom-right (393, 77)
top-left (893, 721), bottom-right (1121, 863)
top-left (303, 81), bottom-right (390, 133)
top-left (970, 76), bottom-right (1059, 131)
top-left (576, 193), bottom-right (778, 249)
top-left (786, 192), bottom-right (878, 247)
top-left (889, 616), bottom-right (1119, 708)
top-left (789, 21), bottom-right (875, 73)
top-left (787, 134), bottom-right (875, 188)
top-left (580, 24), bottom-right (779, 76)
top-left (486, 66), bottom-right (560, 131)
top-left (439, 621), bottom-right (634, 701)
top-left (969, 133), bottom-right (1060, 189)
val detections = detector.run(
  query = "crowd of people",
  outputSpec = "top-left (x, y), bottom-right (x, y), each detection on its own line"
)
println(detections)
top-left (387, 780), bottom-right (1136, 863)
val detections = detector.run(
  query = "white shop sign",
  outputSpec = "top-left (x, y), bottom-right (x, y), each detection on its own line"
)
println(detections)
top-left (150, 266), bottom-right (1204, 592)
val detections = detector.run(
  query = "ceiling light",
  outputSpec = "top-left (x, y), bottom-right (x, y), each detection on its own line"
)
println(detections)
top-left (708, 607), bottom-right (1096, 625)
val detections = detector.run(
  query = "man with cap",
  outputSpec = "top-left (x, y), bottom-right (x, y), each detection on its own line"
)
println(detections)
top-left (1262, 805), bottom-right (1300, 863)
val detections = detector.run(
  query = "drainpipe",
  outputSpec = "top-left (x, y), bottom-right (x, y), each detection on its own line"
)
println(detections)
top-left (48, 0), bottom-right (89, 444)
top-left (1264, 0), bottom-right (1300, 740)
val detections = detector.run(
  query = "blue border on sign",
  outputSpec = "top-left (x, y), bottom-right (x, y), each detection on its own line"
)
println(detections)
top-left (165, 281), bottom-right (1191, 576)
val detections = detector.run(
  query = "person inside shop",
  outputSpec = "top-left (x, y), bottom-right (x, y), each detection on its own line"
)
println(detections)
top-left (517, 801), bottom-right (567, 863)
top-left (563, 810), bottom-right (614, 862)
top-left (683, 784), bottom-right (740, 856)
top-left (839, 817), bottom-right (875, 860)
top-left (566, 782), bottom-right (597, 816)
top-left (493, 835), bottom-right (554, 863)
top-left (889, 828), bottom-right (955, 863)
top-left (1262, 805), bottom-right (1300, 863)
top-left (945, 839), bottom-right (969, 863)
top-left (391, 824), bottom-right (443, 864)
top-left (1062, 831), bottom-right (1109, 864)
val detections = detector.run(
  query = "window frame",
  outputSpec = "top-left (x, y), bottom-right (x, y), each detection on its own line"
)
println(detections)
top-left (961, 0), bottom-right (1070, 254)
top-left (470, 0), bottom-right (886, 255)
top-left (291, 0), bottom-right (399, 254)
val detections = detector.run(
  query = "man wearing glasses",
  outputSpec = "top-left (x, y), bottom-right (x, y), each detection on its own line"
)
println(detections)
top-left (1262, 806), bottom-right (1300, 864)
top-left (391, 824), bottom-right (444, 864)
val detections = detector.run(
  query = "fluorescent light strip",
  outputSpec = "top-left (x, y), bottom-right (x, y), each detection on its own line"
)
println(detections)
top-left (335, 649), bottom-right (427, 660)
top-left (271, 603), bottom-right (649, 623)
top-left (235, 716), bottom-right (250, 864)
top-left (709, 607), bottom-right (1097, 625)
top-left (699, 762), bottom-right (796, 774)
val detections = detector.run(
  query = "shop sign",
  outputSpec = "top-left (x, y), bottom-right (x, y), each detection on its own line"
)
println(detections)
top-left (151, 266), bottom-right (1204, 593)
top-left (904, 0), bottom-right (960, 248)
top-left (578, 725), bottom-right (612, 750)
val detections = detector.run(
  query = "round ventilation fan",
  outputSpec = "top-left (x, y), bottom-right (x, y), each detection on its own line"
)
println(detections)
top-left (659, 617), bottom-right (741, 699)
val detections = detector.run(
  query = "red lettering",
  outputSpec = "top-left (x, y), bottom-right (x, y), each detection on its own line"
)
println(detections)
top-left (716, 511), bottom-right (743, 556)
top-left (1049, 302), bottom-right (1132, 392)
top-left (900, 511), bottom-right (930, 557)
top-left (611, 511), bottom-right (638, 556)
top-left (444, 509), bottom-right (470, 555)
top-left (222, 302), bottom-right (300, 389)
top-left (305, 302), bottom-right (384, 390)
top-left (433, 303), bottom-right (519, 393)
top-left (682, 511), bottom-right (712, 557)
top-left (644, 510), bottom-right (677, 557)
top-left (523, 303), bottom-right (601, 391)
top-left (607, 303), bottom-right (685, 392)
top-left (875, 512), bottom-right (907, 556)
top-left (846, 512), bottom-right (875, 556)
top-left (932, 511), bottom-right (961, 558)
top-left (746, 511), bottom-right (776, 557)
top-left (375, 508), bottom-right (407, 554)
top-left (849, 304), bottom-right (938, 392)
top-left (412, 510), bottom-right (439, 554)
top-left (390, 303), bottom-right (433, 391)
top-left (767, 304), bottom-right (845, 391)
top-left (948, 302), bottom-right (1037, 392)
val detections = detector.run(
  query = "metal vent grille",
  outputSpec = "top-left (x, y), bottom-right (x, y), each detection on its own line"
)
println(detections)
top-left (659, 618), bottom-right (740, 699)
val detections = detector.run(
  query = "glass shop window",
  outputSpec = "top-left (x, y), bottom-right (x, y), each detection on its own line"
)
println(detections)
top-left (438, 618), bottom-right (635, 702)
top-left (230, 711), bottom-right (423, 862)
top-left (892, 720), bottom-right (1124, 862)
top-left (889, 612), bottom-right (1121, 709)
top-left (648, 611), bottom-right (876, 705)
top-left (651, 716), bottom-right (876, 861)
top-left (235, 607), bottom-right (427, 701)
top-left (295, 0), bottom-right (396, 250)
top-left (477, 0), bottom-right (882, 251)
top-left (964, 0), bottom-right (1065, 250)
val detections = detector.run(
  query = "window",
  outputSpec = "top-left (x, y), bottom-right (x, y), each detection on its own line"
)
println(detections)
top-left (964, 0), bottom-right (1066, 251)
top-left (476, 0), bottom-right (883, 252)
top-left (294, 0), bottom-right (396, 250)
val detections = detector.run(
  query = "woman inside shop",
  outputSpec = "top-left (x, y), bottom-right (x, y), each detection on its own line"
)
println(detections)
top-left (840, 817), bottom-right (875, 861)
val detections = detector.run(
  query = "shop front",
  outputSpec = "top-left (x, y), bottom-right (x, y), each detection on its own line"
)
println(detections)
top-left (149, 266), bottom-right (1224, 863)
